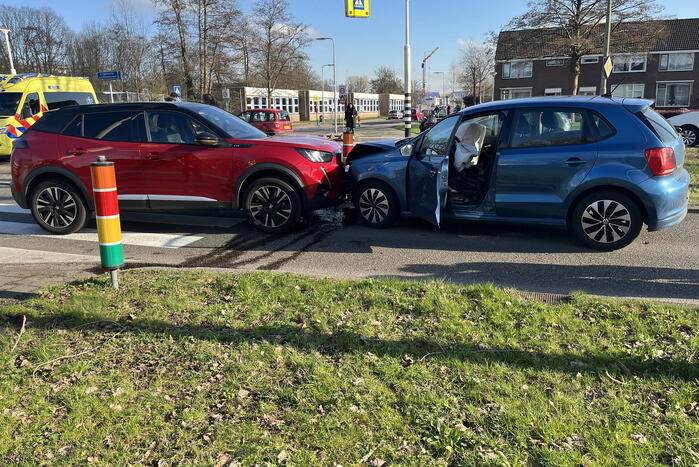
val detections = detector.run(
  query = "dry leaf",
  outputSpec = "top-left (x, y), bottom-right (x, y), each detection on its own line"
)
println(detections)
top-left (237, 389), bottom-right (250, 399)
top-left (630, 433), bottom-right (648, 443)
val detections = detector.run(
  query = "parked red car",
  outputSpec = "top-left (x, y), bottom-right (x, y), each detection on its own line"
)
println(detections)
top-left (410, 108), bottom-right (423, 121)
top-left (11, 102), bottom-right (342, 234)
top-left (238, 108), bottom-right (293, 135)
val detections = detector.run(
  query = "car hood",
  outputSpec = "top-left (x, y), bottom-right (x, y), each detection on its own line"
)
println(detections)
top-left (252, 134), bottom-right (341, 152)
top-left (348, 139), bottom-right (402, 162)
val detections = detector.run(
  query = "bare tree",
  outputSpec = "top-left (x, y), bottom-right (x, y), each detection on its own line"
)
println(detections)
top-left (457, 41), bottom-right (494, 104)
top-left (346, 75), bottom-right (371, 93)
top-left (0, 6), bottom-right (71, 74)
top-left (251, 0), bottom-right (310, 104)
top-left (507, 0), bottom-right (665, 94)
top-left (370, 66), bottom-right (402, 94)
top-left (155, 0), bottom-right (195, 99)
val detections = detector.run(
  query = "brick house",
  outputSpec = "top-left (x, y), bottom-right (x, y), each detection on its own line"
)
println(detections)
top-left (494, 18), bottom-right (699, 109)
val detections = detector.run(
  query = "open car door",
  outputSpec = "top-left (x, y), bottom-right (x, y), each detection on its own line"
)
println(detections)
top-left (407, 115), bottom-right (460, 226)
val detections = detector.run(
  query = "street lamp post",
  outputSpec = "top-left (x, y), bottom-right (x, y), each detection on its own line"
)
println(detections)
top-left (403, 0), bottom-right (412, 137)
top-left (321, 64), bottom-right (333, 124)
top-left (601, 0), bottom-right (613, 94)
top-left (0, 29), bottom-right (17, 75)
top-left (316, 37), bottom-right (337, 134)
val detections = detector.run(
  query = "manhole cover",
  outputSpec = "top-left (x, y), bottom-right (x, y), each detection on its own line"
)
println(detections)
top-left (517, 291), bottom-right (571, 305)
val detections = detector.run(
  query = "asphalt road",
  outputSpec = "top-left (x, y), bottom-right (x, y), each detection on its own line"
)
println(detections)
top-left (1, 123), bottom-right (697, 304)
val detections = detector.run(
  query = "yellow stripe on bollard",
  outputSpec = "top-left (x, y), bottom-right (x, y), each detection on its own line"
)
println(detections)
top-left (96, 216), bottom-right (123, 244)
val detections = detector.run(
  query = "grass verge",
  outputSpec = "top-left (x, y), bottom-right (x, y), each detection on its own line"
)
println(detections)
top-left (685, 146), bottom-right (698, 206)
top-left (1, 270), bottom-right (698, 465)
top-left (391, 123), bottom-right (421, 135)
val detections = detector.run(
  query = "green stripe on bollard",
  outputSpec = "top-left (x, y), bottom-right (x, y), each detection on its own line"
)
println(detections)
top-left (99, 243), bottom-right (125, 269)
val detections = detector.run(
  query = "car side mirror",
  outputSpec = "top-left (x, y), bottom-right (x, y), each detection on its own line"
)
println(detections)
top-left (195, 132), bottom-right (220, 147)
top-left (399, 143), bottom-right (413, 157)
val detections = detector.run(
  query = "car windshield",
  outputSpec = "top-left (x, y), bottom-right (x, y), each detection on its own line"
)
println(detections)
top-left (0, 93), bottom-right (22, 117)
top-left (185, 104), bottom-right (266, 139)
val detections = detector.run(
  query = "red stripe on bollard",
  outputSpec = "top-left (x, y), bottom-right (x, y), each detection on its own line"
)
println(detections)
top-left (93, 190), bottom-right (120, 217)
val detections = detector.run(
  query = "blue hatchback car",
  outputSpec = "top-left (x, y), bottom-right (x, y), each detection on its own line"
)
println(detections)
top-left (348, 97), bottom-right (690, 250)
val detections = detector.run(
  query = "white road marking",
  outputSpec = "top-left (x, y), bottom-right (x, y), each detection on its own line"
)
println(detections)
top-left (0, 246), bottom-right (97, 264)
top-left (0, 220), bottom-right (203, 249)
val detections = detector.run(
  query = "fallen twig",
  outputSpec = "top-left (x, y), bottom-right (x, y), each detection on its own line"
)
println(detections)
top-left (32, 324), bottom-right (127, 378)
top-left (604, 369), bottom-right (627, 385)
top-left (10, 315), bottom-right (26, 352)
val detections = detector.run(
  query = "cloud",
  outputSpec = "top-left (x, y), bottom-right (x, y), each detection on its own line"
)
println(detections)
top-left (305, 26), bottom-right (320, 37)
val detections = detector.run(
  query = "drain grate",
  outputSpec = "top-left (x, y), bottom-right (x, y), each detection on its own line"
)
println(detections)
top-left (517, 291), bottom-right (571, 305)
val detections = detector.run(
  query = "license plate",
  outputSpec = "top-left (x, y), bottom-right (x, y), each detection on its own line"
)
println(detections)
top-left (284, 125), bottom-right (291, 129)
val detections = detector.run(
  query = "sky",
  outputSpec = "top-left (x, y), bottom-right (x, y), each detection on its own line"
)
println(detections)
top-left (15, 0), bottom-right (699, 91)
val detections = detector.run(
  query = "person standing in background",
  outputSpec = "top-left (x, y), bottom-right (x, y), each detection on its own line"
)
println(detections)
top-left (345, 102), bottom-right (357, 133)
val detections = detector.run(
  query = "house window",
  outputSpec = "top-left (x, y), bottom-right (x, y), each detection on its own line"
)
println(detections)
top-left (659, 52), bottom-right (694, 72)
top-left (656, 82), bottom-right (693, 107)
top-left (500, 88), bottom-right (532, 100)
top-left (546, 59), bottom-right (564, 67)
top-left (581, 56), bottom-right (599, 64)
top-left (611, 83), bottom-right (644, 98)
top-left (613, 54), bottom-right (646, 73)
top-left (544, 88), bottom-right (562, 96)
top-left (578, 86), bottom-right (597, 96)
top-left (502, 61), bottom-right (533, 79)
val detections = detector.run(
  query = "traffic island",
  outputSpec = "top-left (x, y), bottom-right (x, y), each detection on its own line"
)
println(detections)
top-left (1, 270), bottom-right (697, 464)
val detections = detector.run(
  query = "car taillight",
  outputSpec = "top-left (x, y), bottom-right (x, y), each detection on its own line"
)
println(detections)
top-left (274, 122), bottom-right (280, 128)
top-left (644, 147), bottom-right (675, 176)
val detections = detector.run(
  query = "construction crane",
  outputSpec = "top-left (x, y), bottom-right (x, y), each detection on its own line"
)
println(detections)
top-left (421, 47), bottom-right (439, 110)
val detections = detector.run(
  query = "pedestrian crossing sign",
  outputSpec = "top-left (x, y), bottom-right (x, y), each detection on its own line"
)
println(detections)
top-left (345, 0), bottom-right (370, 17)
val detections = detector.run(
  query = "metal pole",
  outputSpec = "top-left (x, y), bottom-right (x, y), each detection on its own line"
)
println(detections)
top-left (404, 0), bottom-right (412, 138)
top-left (110, 270), bottom-right (119, 290)
top-left (601, 0), bottom-right (612, 94)
top-left (331, 38), bottom-right (337, 134)
top-left (321, 66), bottom-right (325, 124)
top-left (0, 29), bottom-right (16, 75)
top-left (422, 62), bottom-right (426, 111)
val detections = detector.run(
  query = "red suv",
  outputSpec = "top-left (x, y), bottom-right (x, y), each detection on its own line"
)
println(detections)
top-left (238, 109), bottom-right (293, 135)
top-left (11, 102), bottom-right (343, 234)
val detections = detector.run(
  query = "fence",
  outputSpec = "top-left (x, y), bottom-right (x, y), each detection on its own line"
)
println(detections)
top-left (97, 91), bottom-right (166, 103)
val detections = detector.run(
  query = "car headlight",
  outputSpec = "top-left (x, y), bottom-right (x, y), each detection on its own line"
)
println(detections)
top-left (295, 147), bottom-right (334, 163)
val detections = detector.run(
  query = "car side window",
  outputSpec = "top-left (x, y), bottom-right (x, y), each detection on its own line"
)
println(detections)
top-left (20, 93), bottom-right (41, 119)
top-left (511, 109), bottom-right (587, 148)
top-left (588, 113), bottom-right (615, 142)
top-left (416, 115), bottom-right (459, 157)
top-left (147, 111), bottom-right (214, 145)
top-left (239, 112), bottom-right (251, 122)
top-left (83, 111), bottom-right (142, 142)
top-left (63, 115), bottom-right (83, 137)
top-left (463, 113), bottom-right (505, 147)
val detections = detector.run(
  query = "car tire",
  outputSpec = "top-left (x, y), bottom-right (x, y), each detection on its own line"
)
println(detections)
top-left (570, 190), bottom-right (643, 251)
top-left (29, 179), bottom-right (88, 235)
top-left (680, 125), bottom-right (698, 147)
top-left (244, 177), bottom-right (302, 234)
top-left (354, 180), bottom-right (400, 228)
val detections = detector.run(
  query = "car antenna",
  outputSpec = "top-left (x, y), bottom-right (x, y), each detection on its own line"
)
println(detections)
top-left (602, 75), bottom-right (627, 98)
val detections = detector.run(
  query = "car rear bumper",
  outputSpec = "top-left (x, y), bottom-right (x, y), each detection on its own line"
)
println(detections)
top-left (641, 168), bottom-right (690, 231)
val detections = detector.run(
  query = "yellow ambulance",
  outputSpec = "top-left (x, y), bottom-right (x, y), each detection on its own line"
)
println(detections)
top-left (0, 74), bottom-right (98, 156)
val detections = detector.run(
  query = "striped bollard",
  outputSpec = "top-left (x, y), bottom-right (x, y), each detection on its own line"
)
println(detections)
top-left (90, 156), bottom-right (124, 289)
top-left (342, 131), bottom-right (354, 164)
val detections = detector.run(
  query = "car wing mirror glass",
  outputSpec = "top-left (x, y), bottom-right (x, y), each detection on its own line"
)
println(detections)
top-left (195, 132), bottom-right (220, 147)
top-left (399, 143), bottom-right (413, 157)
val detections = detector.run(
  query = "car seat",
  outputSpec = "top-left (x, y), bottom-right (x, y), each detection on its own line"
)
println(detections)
top-left (453, 122), bottom-right (486, 172)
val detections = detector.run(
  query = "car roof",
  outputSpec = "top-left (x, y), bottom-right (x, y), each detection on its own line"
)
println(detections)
top-left (244, 108), bottom-right (283, 112)
top-left (46, 102), bottom-right (213, 113)
top-left (461, 96), bottom-right (653, 113)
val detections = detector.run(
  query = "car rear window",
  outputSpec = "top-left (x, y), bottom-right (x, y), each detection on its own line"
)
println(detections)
top-left (638, 108), bottom-right (679, 144)
top-left (29, 110), bottom-right (77, 134)
top-left (278, 111), bottom-right (290, 122)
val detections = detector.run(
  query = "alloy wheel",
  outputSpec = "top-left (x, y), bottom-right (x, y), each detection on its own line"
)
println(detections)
top-left (580, 199), bottom-right (631, 244)
top-left (680, 127), bottom-right (697, 146)
top-left (248, 185), bottom-right (293, 229)
top-left (359, 188), bottom-right (389, 224)
top-left (35, 187), bottom-right (78, 229)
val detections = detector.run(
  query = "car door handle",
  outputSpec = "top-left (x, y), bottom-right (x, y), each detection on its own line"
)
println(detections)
top-left (429, 168), bottom-right (440, 175)
top-left (565, 157), bottom-right (586, 167)
top-left (67, 147), bottom-right (85, 156)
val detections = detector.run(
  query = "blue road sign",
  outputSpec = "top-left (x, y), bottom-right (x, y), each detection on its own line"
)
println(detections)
top-left (97, 71), bottom-right (122, 80)
top-left (173, 86), bottom-right (182, 97)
